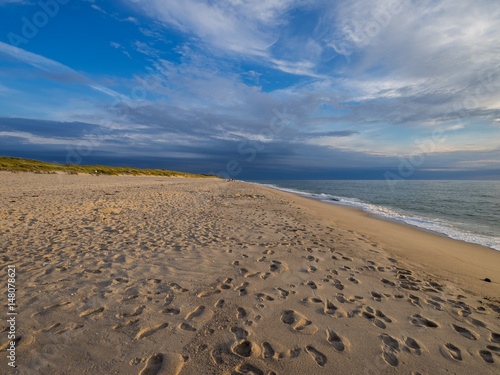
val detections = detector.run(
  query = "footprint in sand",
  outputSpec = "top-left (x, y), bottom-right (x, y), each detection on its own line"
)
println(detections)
top-left (210, 346), bottom-right (225, 365)
top-left (139, 353), bottom-right (163, 375)
top-left (332, 279), bottom-right (344, 290)
top-left (230, 326), bottom-right (248, 340)
top-left (306, 281), bottom-right (318, 290)
top-left (197, 289), bottom-right (221, 298)
top-left (162, 307), bottom-right (180, 315)
top-left (113, 319), bottom-right (139, 330)
top-left (381, 334), bottom-right (399, 350)
top-left (324, 300), bottom-right (338, 315)
top-left (490, 332), bottom-right (500, 344)
top-left (287, 348), bottom-right (301, 358)
top-left (31, 301), bottom-right (71, 317)
top-left (326, 329), bottom-right (345, 352)
top-left (165, 293), bottom-right (174, 306)
top-left (269, 263), bottom-right (280, 272)
top-left (348, 276), bottom-right (359, 284)
top-left (281, 310), bottom-right (318, 335)
top-left (179, 322), bottom-right (196, 332)
top-left (139, 353), bottom-right (184, 375)
top-left (383, 350), bottom-right (399, 367)
top-left (185, 306), bottom-right (205, 320)
top-left (486, 345), bottom-right (500, 353)
top-left (381, 278), bottom-right (396, 287)
top-left (262, 342), bottom-right (275, 358)
top-left (426, 299), bottom-right (443, 311)
top-left (408, 294), bottom-right (421, 307)
top-left (371, 292), bottom-right (384, 302)
top-left (235, 282), bottom-right (249, 296)
top-left (232, 340), bottom-right (255, 358)
top-left (276, 287), bottom-right (289, 299)
top-left (255, 293), bottom-right (275, 302)
top-left (80, 307), bottom-right (104, 317)
top-left (215, 299), bottom-right (225, 308)
top-left (442, 343), bottom-right (462, 361)
top-left (244, 271), bottom-right (261, 278)
top-left (168, 282), bottom-right (188, 293)
top-left (236, 307), bottom-right (247, 319)
top-left (457, 306), bottom-right (472, 317)
top-left (376, 310), bottom-right (392, 323)
top-left (117, 305), bottom-right (145, 318)
top-left (260, 272), bottom-right (271, 280)
top-left (135, 323), bottom-right (168, 340)
top-left (220, 278), bottom-right (232, 289)
top-left (309, 297), bottom-right (323, 304)
top-left (121, 295), bottom-right (139, 302)
top-left (451, 324), bottom-right (477, 340)
top-left (404, 337), bottom-right (422, 355)
top-left (36, 323), bottom-right (61, 333)
top-left (54, 323), bottom-right (84, 335)
top-left (305, 346), bottom-right (327, 367)
top-left (380, 334), bottom-right (400, 367)
top-left (336, 294), bottom-right (350, 303)
top-left (467, 317), bottom-right (486, 328)
top-left (479, 350), bottom-right (494, 363)
top-left (240, 268), bottom-right (250, 276)
top-left (410, 314), bottom-right (438, 328)
top-left (361, 307), bottom-right (387, 329)
top-left (234, 363), bottom-right (265, 375)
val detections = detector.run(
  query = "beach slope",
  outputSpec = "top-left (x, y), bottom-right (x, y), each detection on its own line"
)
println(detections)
top-left (1, 173), bottom-right (499, 374)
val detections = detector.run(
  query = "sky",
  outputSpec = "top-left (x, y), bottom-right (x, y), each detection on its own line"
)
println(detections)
top-left (0, 0), bottom-right (499, 180)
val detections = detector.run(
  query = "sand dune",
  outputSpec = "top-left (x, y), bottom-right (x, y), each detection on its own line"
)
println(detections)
top-left (0, 173), bottom-right (499, 374)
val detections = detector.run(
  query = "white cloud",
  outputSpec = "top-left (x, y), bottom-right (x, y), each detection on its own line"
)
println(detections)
top-left (269, 58), bottom-right (324, 78)
top-left (324, 0), bottom-right (500, 116)
top-left (134, 41), bottom-right (161, 57)
top-left (123, 16), bottom-right (138, 24)
top-left (0, 42), bottom-right (126, 100)
top-left (128, 0), bottom-right (276, 56)
top-left (0, 41), bottom-right (80, 78)
top-left (91, 4), bottom-right (107, 14)
top-left (110, 41), bottom-right (132, 59)
top-left (0, 131), bottom-right (78, 145)
top-left (126, 0), bottom-right (319, 75)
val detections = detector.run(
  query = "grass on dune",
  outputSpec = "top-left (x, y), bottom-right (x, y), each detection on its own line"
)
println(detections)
top-left (0, 157), bottom-right (219, 178)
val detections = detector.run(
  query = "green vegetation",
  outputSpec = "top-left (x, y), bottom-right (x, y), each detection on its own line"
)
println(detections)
top-left (0, 157), bottom-right (219, 178)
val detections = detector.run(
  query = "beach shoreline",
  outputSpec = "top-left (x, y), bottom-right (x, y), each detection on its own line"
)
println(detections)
top-left (248, 180), bottom-right (500, 253)
top-left (254, 182), bottom-right (500, 299)
top-left (1, 173), bottom-right (499, 374)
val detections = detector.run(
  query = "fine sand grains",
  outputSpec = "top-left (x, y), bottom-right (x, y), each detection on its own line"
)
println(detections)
top-left (0, 172), bottom-right (499, 374)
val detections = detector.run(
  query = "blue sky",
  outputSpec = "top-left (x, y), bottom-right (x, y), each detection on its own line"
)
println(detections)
top-left (0, 0), bottom-right (499, 179)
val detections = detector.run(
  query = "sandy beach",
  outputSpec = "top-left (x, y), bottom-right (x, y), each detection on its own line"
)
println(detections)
top-left (1, 173), bottom-right (499, 374)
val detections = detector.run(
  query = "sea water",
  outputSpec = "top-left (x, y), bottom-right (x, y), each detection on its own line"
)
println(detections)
top-left (250, 180), bottom-right (500, 251)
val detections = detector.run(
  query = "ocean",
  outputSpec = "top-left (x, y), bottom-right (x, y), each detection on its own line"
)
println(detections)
top-left (250, 180), bottom-right (500, 251)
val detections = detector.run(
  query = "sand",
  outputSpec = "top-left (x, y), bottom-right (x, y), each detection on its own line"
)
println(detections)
top-left (0, 172), bottom-right (499, 374)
